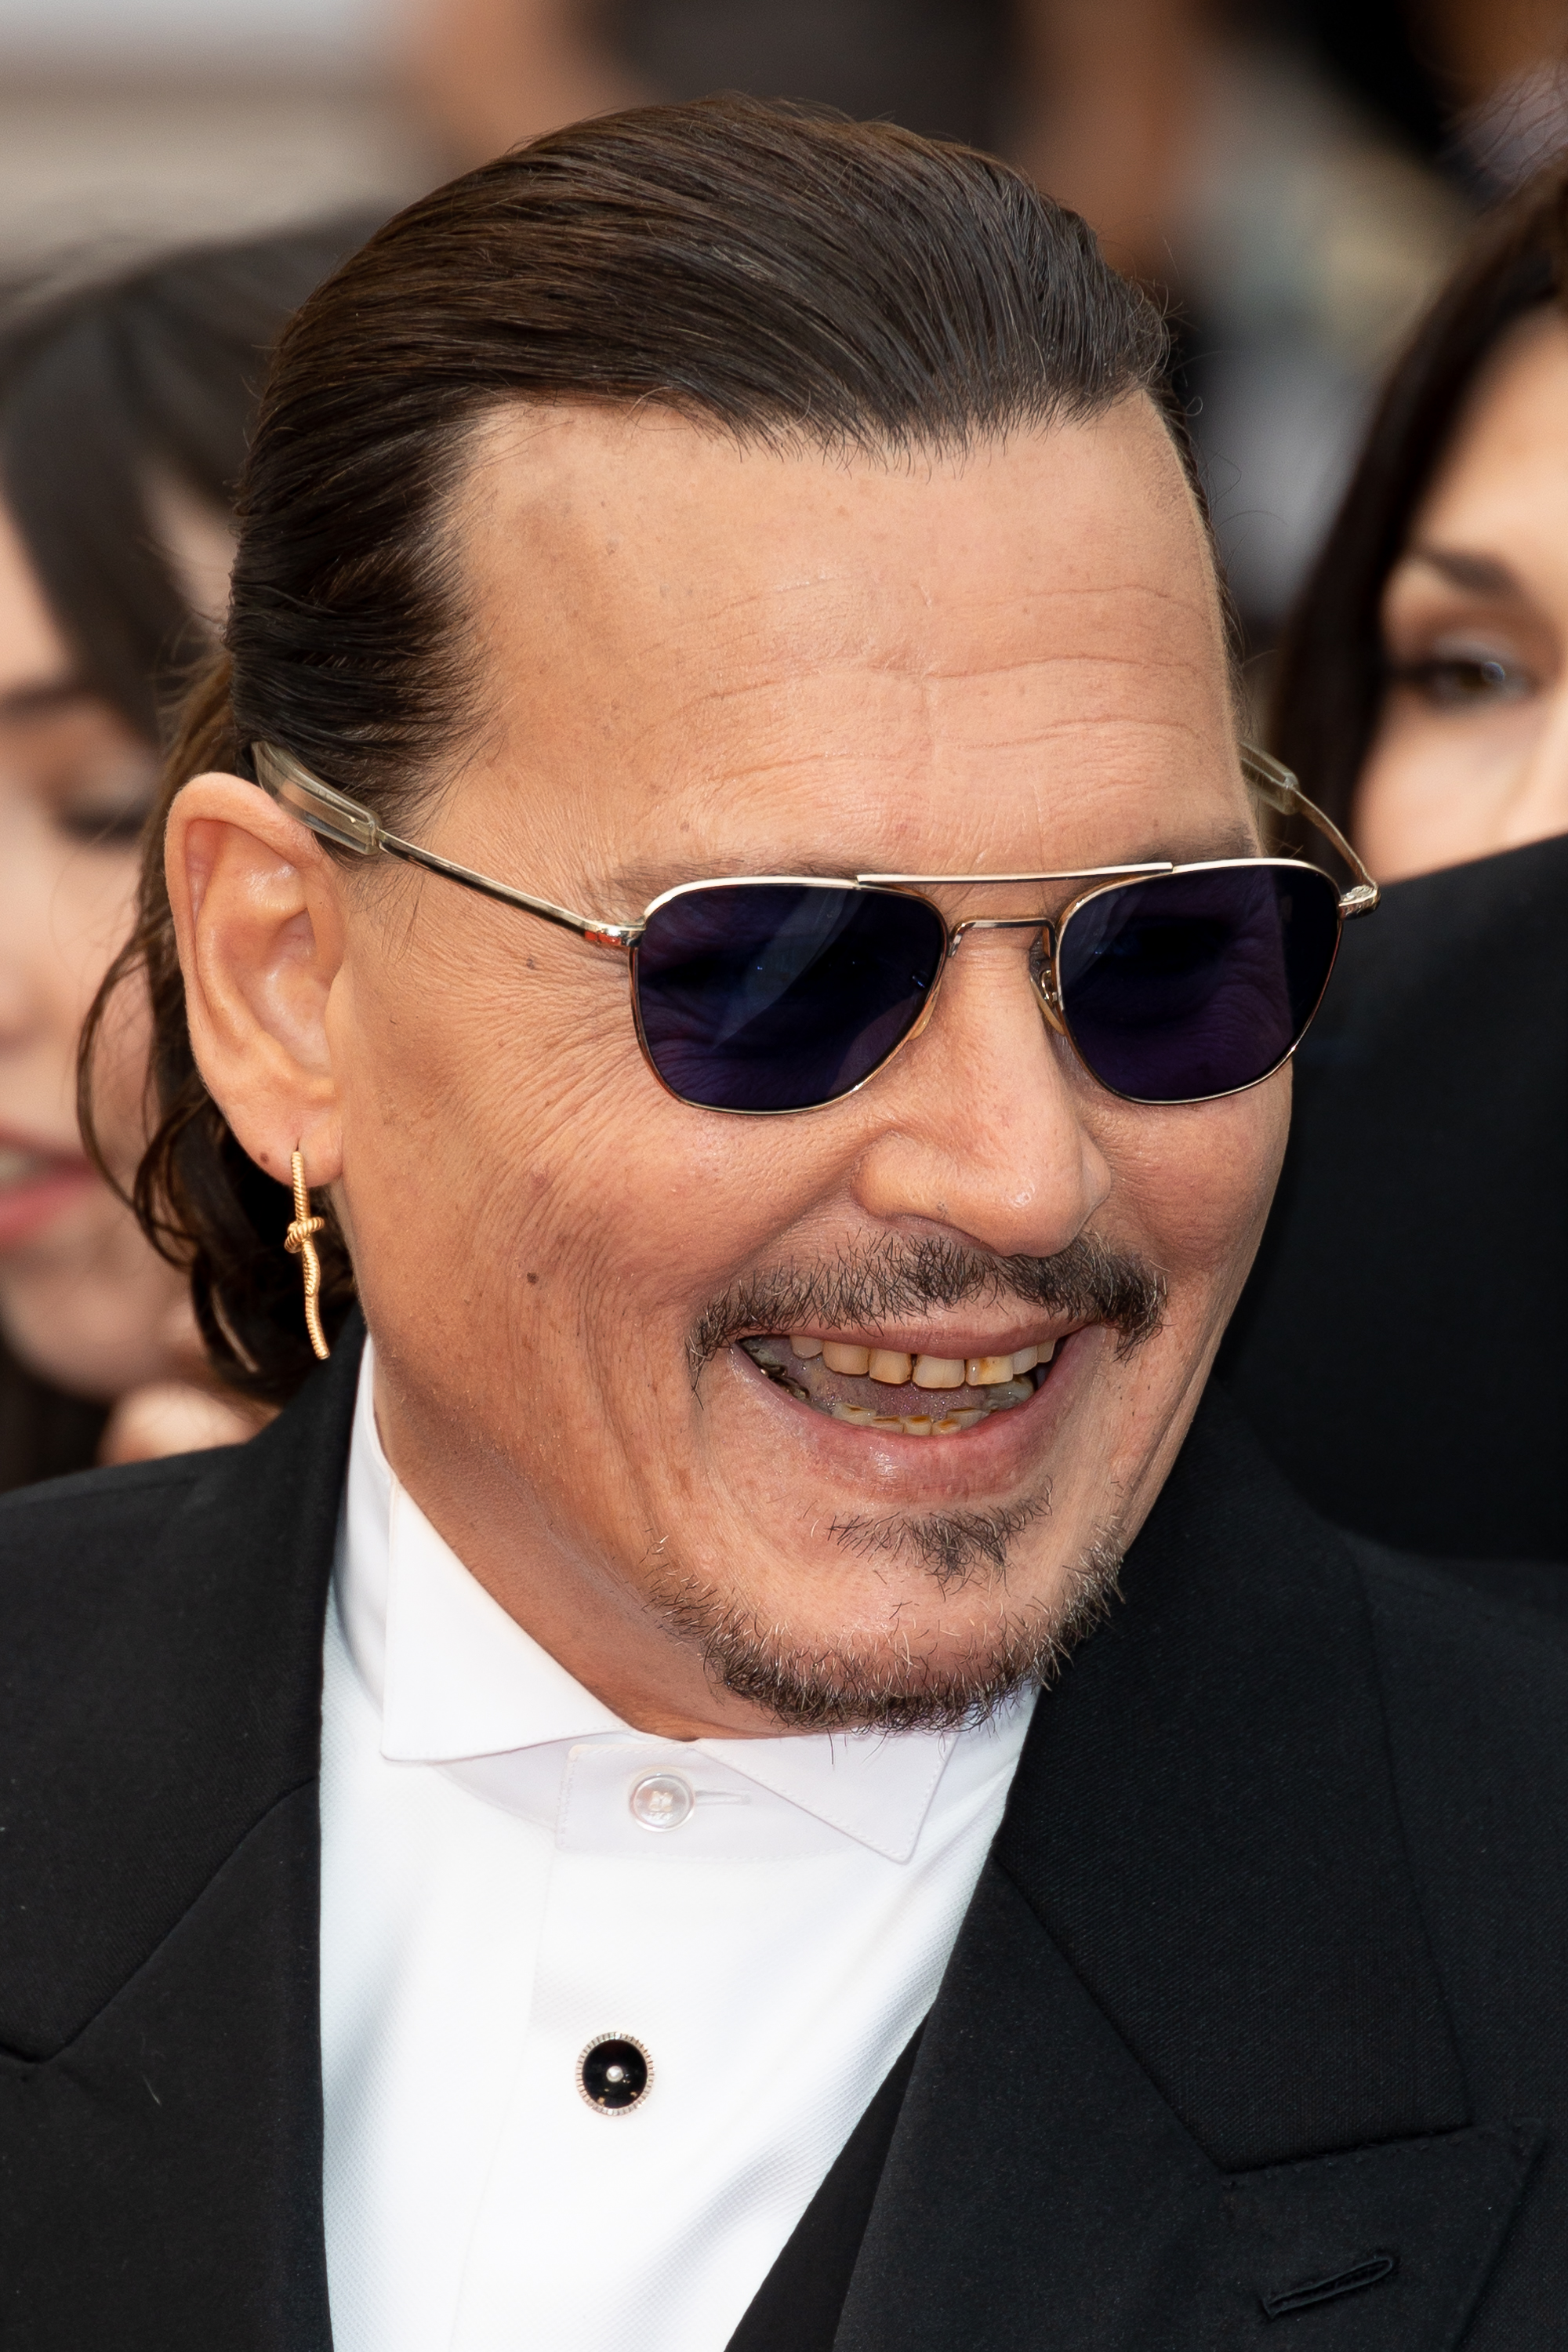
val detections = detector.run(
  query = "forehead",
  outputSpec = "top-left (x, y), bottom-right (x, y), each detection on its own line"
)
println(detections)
top-left (452, 401), bottom-right (1243, 883)
top-left (1417, 308), bottom-right (1568, 533)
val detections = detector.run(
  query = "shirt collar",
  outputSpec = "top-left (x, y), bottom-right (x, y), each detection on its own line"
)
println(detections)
top-left (339, 1336), bottom-right (1027, 1863)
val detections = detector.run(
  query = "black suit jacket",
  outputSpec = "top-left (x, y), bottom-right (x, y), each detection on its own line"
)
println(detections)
top-left (4, 1328), bottom-right (1568, 2347)
top-left (1219, 831), bottom-right (1568, 1566)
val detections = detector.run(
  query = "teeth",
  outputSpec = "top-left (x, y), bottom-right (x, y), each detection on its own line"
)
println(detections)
top-left (745, 1328), bottom-right (1056, 1433)
top-left (833, 1401), bottom-right (1003, 1438)
top-left (0, 1146), bottom-right (49, 1188)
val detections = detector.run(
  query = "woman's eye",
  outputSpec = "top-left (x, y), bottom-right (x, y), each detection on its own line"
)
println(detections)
top-left (56, 800), bottom-right (149, 848)
top-left (0, 699), bottom-right (157, 845)
top-left (1392, 654), bottom-right (1534, 708)
top-left (49, 752), bottom-right (159, 848)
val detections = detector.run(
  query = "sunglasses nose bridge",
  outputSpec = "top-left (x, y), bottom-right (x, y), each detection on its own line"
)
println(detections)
top-left (945, 913), bottom-right (1066, 1032)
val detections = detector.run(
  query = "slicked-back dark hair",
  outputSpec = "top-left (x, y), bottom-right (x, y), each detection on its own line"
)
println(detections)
top-left (89, 96), bottom-right (1171, 1403)
top-left (1271, 158), bottom-right (1568, 829)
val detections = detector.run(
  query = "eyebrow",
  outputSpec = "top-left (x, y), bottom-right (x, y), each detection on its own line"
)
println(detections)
top-left (600, 855), bottom-right (862, 902)
top-left (1401, 545), bottom-right (1524, 601)
top-left (0, 675), bottom-right (96, 723)
top-left (594, 833), bottom-right (1258, 909)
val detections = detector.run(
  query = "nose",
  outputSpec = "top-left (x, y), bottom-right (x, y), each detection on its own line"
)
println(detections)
top-left (849, 923), bottom-right (1112, 1259)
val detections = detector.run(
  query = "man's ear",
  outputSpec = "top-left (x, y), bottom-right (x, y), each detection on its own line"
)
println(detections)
top-left (165, 772), bottom-right (350, 1189)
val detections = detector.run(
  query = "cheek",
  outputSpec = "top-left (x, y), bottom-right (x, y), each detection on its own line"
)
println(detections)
top-left (55, 849), bottom-right (142, 1019)
top-left (1103, 1077), bottom-right (1288, 1308)
top-left (4, 833), bottom-right (138, 1034)
top-left (89, 969), bottom-right (157, 1171)
top-left (1354, 696), bottom-right (1544, 876)
top-left (32, 844), bottom-right (146, 1165)
top-left (333, 924), bottom-right (828, 1356)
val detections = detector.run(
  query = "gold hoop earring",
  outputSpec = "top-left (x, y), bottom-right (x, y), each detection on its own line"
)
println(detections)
top-left (284, 1147), bottom-right (330, 1361)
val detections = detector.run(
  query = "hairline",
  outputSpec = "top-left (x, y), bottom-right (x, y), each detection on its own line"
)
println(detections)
top-left (398, 383), bottom-right (1237, 824)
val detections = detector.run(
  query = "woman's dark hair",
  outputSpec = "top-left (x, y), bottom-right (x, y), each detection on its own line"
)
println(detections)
top-left (0, 216), bottom-right (383, 746)
top-left (92, 95), bottom-right (1171, 1406)
top-left (1270, 160), bottom-right (1568, 829)
top-left (0, 218), bottom-right (379, 1495)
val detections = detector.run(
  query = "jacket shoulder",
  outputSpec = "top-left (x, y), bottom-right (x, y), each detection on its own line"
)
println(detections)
top-left (0, 1451), bottom-right (261, 1700)
top-left (1352, 1533), bottom-right (1568, 1712)
top-left (0, 1342), bottom-right (360, 2059)
top-left (1352, 1535), bottom-right (1568, 1814)
top-left (0, 1447), bottom-right (234, 1573)
top-left (1352, 1533), bottom-right (1568, 2140)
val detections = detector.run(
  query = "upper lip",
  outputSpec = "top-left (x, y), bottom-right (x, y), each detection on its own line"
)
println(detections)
top-left (741, 1321), bottom-right (1091, 1358)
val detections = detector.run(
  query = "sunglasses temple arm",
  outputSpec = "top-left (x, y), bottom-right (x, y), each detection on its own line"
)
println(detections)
top-left (250, 742), bottom-right (638, 950)
top-left (1240, 746), bottom-right (1380, 916)
top-left (378, 833), bottom-right (639, 949)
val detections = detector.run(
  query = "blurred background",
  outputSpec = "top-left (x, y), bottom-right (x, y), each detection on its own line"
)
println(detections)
top-left (0, 0), bottom-right (1553, 648)
top-left (2, 0), bottom-right (1566, 653)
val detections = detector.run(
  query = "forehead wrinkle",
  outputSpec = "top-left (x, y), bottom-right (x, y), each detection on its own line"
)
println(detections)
top-left (628, 580), bottom-right (1215, 692)
top-left (608, 699), bottom-right (1237, 815)
top-left (627, 642), bottom-right (1215, 756)
top-left (588, 711), bottom-right (1250, 898)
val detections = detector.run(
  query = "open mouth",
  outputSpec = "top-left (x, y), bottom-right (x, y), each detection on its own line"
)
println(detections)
top-left (737, 1331), bottom-right (1060, 1436)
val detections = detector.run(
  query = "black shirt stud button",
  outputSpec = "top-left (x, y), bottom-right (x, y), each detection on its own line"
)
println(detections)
top-left (578, 2034), bottom-right (653, 2116)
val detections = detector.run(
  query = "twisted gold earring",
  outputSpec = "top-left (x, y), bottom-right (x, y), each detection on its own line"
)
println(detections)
top-left (284, 1147), bottom-right (330, 1360)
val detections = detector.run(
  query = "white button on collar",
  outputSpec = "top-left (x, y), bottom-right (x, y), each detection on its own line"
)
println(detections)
top-left (629, 1771), bottom-right (695, 1831)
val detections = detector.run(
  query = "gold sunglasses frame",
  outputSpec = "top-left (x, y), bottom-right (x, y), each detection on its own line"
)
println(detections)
top-left (252, 741), bottom-right (1378, 1114)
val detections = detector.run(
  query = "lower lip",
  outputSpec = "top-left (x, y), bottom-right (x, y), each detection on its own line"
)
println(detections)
top-left (735, 1331), bottom-right (1091, 1492)
top-left (0, 1160), bottom-right (100, 1250)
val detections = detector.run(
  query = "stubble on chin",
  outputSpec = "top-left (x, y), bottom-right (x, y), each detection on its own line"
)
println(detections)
top-left (646, 1518), bottom-right (1124, 1735)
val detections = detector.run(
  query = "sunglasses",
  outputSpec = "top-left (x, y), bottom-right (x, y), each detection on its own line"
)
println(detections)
top-left (252, 742), bottom-right (1377, 1116)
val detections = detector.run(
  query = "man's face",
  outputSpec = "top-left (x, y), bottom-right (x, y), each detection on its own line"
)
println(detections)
top-left (328, 399), bottom-right (1286, 1733)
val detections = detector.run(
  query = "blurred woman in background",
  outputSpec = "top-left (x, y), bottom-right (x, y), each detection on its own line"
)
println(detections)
top-left (0, 222), bottom-right (368, 1490)
top-left (1221, 160), bottom-right (1568, 1580)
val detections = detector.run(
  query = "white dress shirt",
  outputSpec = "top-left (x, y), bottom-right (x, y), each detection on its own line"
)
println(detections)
top-left (321, 1341), bottom-right (1033, 2352)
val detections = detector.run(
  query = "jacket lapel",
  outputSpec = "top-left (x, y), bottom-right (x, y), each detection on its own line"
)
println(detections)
top-left (0, 1360), bottom-right (1544, 2348)
top-left (836, 1390), bottom-right (1542, 2349)
top-left (0, 1326), bottom-right (362, 2351)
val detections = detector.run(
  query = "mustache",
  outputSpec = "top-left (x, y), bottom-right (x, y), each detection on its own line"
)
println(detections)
top-left (688, 1230), bottom-right (1167, 1380)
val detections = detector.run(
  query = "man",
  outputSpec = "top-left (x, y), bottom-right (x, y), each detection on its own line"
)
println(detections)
top-left (4, 99), bottom-right (1567, 2349)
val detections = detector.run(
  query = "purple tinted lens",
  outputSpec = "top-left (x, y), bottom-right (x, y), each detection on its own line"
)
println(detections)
top-left (634, 883), bottom-right (947, 1112)
top-left (1058, 865), bottom-right (1341, 1103)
